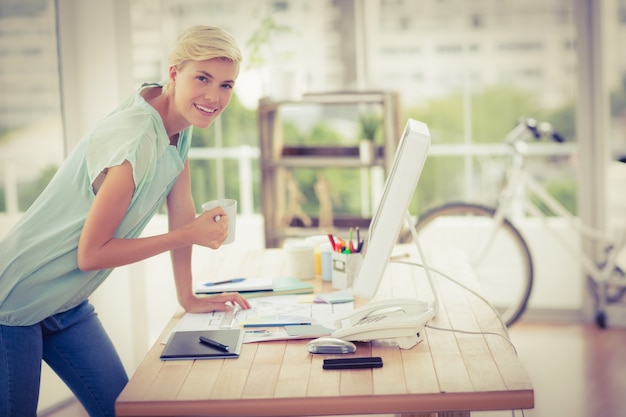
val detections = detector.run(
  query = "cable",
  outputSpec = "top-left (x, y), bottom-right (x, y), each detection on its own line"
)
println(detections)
top-left (391, 258), bottom-right (510, 327)
top-left (394, 259), bottom-right (505, 325)
top-left (391, 212), bottom-right (521, 355)
top-left (402, 211), bottom-right (507, 327)
top-left (423, 324), bottom-right (517, 355)
top-left (390, 257), bottom-right (519, 354)
top-left (395, 215), bottom-right (523, 412)
top-left (404, 211), bottom-right (439, 314)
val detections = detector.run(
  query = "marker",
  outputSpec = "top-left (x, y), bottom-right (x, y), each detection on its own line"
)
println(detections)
top-left (203, 277), bottom-right (246, 287)
top-left (348, 228), bottom-right (353, 250)
top-left (327, 234), bottom-right (336, 251)
top-left (199, 336), bottom-right (229, 352)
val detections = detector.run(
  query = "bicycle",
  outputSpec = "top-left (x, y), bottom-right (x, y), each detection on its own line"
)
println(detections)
top-left (414, 117), bottom-right (626, 327)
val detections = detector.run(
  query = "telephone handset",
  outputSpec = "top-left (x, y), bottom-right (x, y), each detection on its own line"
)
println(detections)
top-left (331, 298), bottom-right (435, 349)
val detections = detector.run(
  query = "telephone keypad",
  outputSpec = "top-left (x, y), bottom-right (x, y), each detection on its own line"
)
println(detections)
top-left (356, 315), bottom-right (387, 326)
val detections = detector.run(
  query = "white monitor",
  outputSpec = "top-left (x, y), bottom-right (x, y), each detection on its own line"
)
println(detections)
top-left (351, 118), bottom-right (431, 300)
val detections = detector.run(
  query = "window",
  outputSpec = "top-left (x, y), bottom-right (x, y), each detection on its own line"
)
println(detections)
top-left (371, 0), bottom-right (577, 216)
top-left (125, 0), bottom-right (584, 221)
top-left (0, 0), bottom-right (63, 217)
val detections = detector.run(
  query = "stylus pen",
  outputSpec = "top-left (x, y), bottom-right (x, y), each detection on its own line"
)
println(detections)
top-left (199, 336), bottom-right (229, 352)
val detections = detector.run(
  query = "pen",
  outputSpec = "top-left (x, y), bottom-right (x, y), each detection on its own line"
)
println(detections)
top-left (242, 322), bottom-right (312, 328)
top-left (203, 277), bottom-right (246, 287)
top-left (245, 330), bottom-right (271, 335)
top-left (199, 336), bottom-right (230, 352)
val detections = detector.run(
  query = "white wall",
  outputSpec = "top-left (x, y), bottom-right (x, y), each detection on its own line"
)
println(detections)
top-left (57, 0), bottom-right (134, 150)
top-left (519, 220), bottom-right (583, 311)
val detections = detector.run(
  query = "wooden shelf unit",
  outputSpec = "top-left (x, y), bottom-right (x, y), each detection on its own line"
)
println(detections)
top-left (258, 91), bottom-right (401, 248)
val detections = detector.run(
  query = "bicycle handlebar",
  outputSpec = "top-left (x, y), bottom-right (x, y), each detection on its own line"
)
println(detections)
top-left (523, 117), bottom-right (565, 142)
top-left (523, 118), bottom-right (542, 139)
top-left (551, 130), bottom-right (566, 143)
top-left (509, 117), bottom-right (566, 145)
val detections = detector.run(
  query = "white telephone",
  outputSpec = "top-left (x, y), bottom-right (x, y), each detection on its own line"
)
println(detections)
top-left (331, 298), bottom-right (435, 349)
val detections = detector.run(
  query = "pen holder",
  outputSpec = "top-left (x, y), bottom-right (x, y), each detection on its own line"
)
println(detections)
top-left (331, 252), bottom-right (363, 290)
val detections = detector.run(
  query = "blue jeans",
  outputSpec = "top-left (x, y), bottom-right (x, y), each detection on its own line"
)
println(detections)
top-left (0, 300), bottom-right (128, 417)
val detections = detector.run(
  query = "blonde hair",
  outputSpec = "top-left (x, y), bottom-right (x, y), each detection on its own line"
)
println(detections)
top-left (162, 25), bottom-right (243, 94)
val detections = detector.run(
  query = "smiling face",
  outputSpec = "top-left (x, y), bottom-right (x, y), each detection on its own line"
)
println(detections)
top-left (169, 58), bottom-right (238, 129)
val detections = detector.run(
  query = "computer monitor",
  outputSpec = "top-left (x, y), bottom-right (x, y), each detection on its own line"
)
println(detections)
top-left (351, 118), bottom-right (431, 300)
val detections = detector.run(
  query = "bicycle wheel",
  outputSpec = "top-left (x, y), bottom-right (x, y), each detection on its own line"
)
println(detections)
top-left (415, 202), bottom-right (534, 327)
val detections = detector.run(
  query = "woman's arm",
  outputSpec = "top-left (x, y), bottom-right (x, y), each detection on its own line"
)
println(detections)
top-left (166, 160), bottom-right (251, 312)
top-left (77, 159), bottom-right (250, 311)
top-left (77, 160), bottom-right (225, 270)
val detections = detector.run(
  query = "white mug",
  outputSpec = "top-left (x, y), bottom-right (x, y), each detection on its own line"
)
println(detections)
top-left (201, 199), bottom-right (237, 244)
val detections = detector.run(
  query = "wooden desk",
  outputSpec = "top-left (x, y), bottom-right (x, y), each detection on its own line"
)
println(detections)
top-left (115, 247), bottom-right (533, 417)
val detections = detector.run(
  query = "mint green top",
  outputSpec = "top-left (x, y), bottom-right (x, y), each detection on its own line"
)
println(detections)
top-left (0, 85), bottom-right (191, 326)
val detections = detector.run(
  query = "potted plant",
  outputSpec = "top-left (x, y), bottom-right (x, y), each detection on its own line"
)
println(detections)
top-left (357, 112), bottom-right (382, 164)
top-left (245, 17), bottom-right (302, 101)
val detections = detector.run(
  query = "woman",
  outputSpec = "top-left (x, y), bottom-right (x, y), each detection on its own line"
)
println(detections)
top-left (0, 25), bottom-right (251, 417)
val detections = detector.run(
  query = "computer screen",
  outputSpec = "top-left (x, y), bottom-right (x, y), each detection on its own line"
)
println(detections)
top-left (351, 118), bottom-right (431, 300)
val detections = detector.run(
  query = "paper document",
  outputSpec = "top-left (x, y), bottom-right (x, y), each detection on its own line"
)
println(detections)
top-left (243, 324), bottom-right (334, 343)
top-left (163, 295), bottom-right (353, 344)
